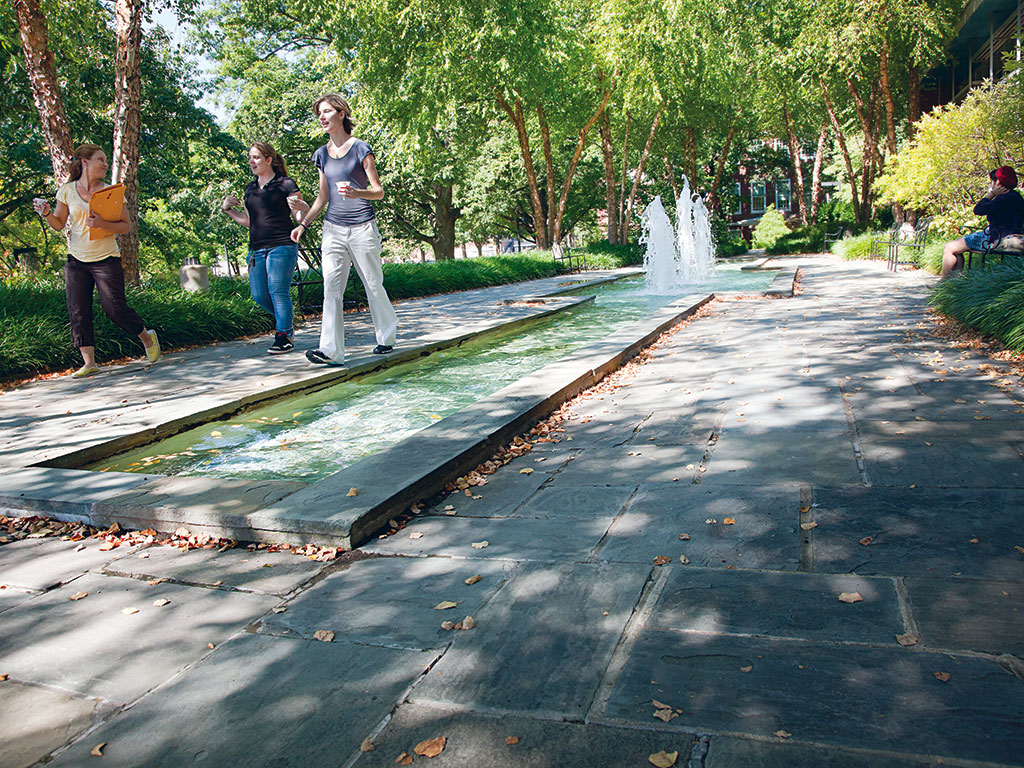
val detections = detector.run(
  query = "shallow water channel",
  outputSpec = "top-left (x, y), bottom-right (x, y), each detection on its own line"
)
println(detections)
top-left (91, 267), bottom-right (775, 482)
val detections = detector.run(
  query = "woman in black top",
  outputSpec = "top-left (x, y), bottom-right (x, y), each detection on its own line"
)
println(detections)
top-left (223, 142), bottom-right (305, 353)
top-left (941, 165), bottom-right (1024, 279)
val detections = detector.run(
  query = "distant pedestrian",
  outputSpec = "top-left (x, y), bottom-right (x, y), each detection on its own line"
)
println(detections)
top-left (223, 142), bottom-right (306, 354)
top-left (32, 143), bottom-right (160, 378)
top-left (289, 94), bottom-right (397, 366)
top-left (940, 165), bottom-right (1024, 279)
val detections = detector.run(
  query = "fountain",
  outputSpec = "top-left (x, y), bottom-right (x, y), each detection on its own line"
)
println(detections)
top-left (641, 176), bottom-right (715, 293)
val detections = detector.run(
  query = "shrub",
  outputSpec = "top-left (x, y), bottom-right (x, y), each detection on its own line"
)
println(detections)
top-left (752, 205), bottom-right (790, 249)
top-left (832, 231), bottom-right (884, 260)
top-left (767, 224), bottom-right (828, 255)
top-left (716, 234), bottom-right (749, 258)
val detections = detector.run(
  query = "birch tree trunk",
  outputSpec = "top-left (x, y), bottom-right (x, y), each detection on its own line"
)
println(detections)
top-left (820, 81), bottom-right (862, 222)
top-left (551, 88), bottom-right (610, 244)
top-left (13, 0), bottom-right (73, 183)
top-left (621, 102), bottom-right (664, 244)
top-left (809, 121), bottom-right (826, 223)
top-left (782, 101), bottom-right (808, 225)
top-left (599, 110), bottom-right (619, 244)
top-left (617, 109), bottom-right (630, 240)
top-left (537, 105), bottom-right (556, 246)
top-left (497, 92), bottom-right (548, 250)
top-left (112, 0), bottom-right (144, 284)
top-left (878, 40), bottom-right (899, 156)
top-left (707, 124), bottom-right (735, 211)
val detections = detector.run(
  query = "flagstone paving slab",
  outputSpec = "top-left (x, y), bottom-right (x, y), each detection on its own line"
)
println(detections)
top-left (701, 429), bottom-right (862, 486)
top-left (0, 537), bottom-right (141, 592)
top-left (859, 438), bottom-right (1024, 488)
top-left (103, 544), bottom-right (325, 595)
top-left (0, 572), bottom-right (276, 702)
top-left (0, 584), bottom-right (38, 615)
top-left (600, 630), bottom-right (1024, 765)
top-left (703, 737), bottom-right (941, 768)
top-left (549, 443), bottom-right (708, 487)
top-left (512, 484), bottom-right (636, 521)
top-left (409, 562), bottom-right (650, 718)
top-left (257, 556), bottom-right (516, 650)
top-left (0, 680), bottom-right (108, 768)
top-left (903, 576), bottom-right (1024, 655)
top-left (47, 633), bottom-right (438, 768)
top-left (349, 702), bottom-right (697, 768)
top-left (647, 568), bottom-right (904, 644)
top-left (0, 467), bottom-right (159, 518)
top-left (595, 483), bottom-right (802, 570)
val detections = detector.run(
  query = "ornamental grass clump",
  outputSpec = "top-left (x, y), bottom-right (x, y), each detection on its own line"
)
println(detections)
top-left (930, 262), bottom-right (1024, 352)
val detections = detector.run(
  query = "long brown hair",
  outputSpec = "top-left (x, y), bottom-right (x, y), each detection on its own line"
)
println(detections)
top-left (251, 142), bottom-right (287, 176)
top-left (68, 143), bottom-right (103, 182)
top-left (312, 94), bottom-right (356, 134)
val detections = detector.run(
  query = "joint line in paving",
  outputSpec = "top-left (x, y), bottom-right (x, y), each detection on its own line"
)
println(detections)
top-left (797, 484), bottom-right (814, 572)
top-left (837, 377), bottom-right (871, 486)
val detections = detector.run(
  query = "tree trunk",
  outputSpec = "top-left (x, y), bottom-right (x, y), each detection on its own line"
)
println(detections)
top-left (551, 88), bottom-right (610, 244)
top-left (809, 121), bottom-right (826, 223)
top-left (430, 183), bottom-right (458, 260)
top-left (496, 92), bottom-right (548, 250)
top-left (707, 124), bottom-right (736, 211)
top-left (847, 77), bottom-right (884, 171)
top-left (684, 126), bottom-right (697, 185)
top-left (13, 0), bottom-right (73, 183)
top-left (664, 154), bottom-right (679, 202)
top-left (617, 109), bottom-right (630, 240)
top-left (112, 0), bottom-right (144, 284)
top-left (907, 64), bottom-right (921, 140)
top-left (598, 110), bottom-right (619, 244)
top-left (537, 105), bottom-right (555, 245)
top-left (821, 80), bottom-right (862, 222)
top-left (878, 39), bottom-right (899, 156)
top-left (621, 102), bottom-right (664, 244)
top-left (782, 100), bottom-right (808, 226)
top-left (492, 236), bottom-right (501, 256)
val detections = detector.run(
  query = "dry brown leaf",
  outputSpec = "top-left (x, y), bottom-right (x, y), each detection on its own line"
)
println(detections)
top-left (395, 751), bottom-right (413, 765)
top-left (360, 738), bottom-right (375, 752)
top-left (471, 541), bottom-right (489, 549)
top-left (69, 591), bottom-right (88, 601)
top-left (455, 616), bottom-right (475, 630)
top-left (896, 633), bottom-right (920, 647)
top-left (409, 531), bottom-right (424, 539)
top-left (505, 736), bottom-right (519, 745)
top-left (519, 468), bottom-right (534, 474)
top-left (207, 643), bottom-right (215, 649)
top-left (652, 555), bottom-right (671, 565)
top-left (272, 606), bottom-right (287, 613)
top-left (464, 574), bottom-right (482, 585)
top-left (346, 488), bottom-right (359, 497)
top-left (740, 665), bottom-right (753, 672)
top-left (0, 674), bottom-right (8, 682)
top-left (800, 521), bottom-right (818, 530)
top-left (90, 743), bottom-right (106, 756)
top-left (152, 598), bottom-right (170, 607)
top-left (651, 699), bottom-right (671, 709)
top-left (798, 505), bottom-right (811, 513)
top-left (653, 709), bottom-right (678, 722)
top-left (838, 592), bottom-right (863, 603)
top-left (774, 730), bottom-right (791, 739)
top-left (121, 607), bottom-right (139, 615)
top-left (312, 629), bottom-right (335, 642)
top-left (440, 621), bottom-right (455, 631)
top-left (678, 533), bottom-right (690, 541)
top-left (859, 536), bottom-right (874, 546)
top-left (414, 736), bottom-right (446, 757)
top-left (1015, 545), bottom-right (1024, 555)
top-left (434, 601), bottom-right (458, 610)
top-left (679, 555), bottom-right (690, 565)
top-left (648, 750), bottom-right (679, 767)
top-left (723, 517), bottom-right (736, 525)
top-left (934, 671), bottom-right (951, 682)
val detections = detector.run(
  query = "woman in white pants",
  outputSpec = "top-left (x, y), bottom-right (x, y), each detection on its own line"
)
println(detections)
top-left (289, 93), bottom-right (397, 366)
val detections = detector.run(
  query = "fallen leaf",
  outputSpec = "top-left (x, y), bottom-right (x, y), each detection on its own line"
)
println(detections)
top-left (678, 533), bottom-right (690, 541)
top-left (455, 616), bottom-right (475, 630)
top-left (798, 505), bottom-right (811, 513)
top-left (152, 598), bottom-right (170, 607)
top-left (212, 580), bottom-right (223, 587)
top-left (445, 509), bottom-right (457, 516)
top-left (723, 517), bottom-right (736, 525)
top-left (273, 606), bottom-right (287, 613)
top-left (704, 518), bottom-right (717, 524)
top-left (653, 708), bottom-right (678, 722)
top-left (312, 629), bottom-right (335, 642)
top-left (519, 468), bottom-right (534, 474)
top-left (434, 601), bottom-right (458, 610)
top-left (970, 537), bottom-right (979, 544)
top-left (395, 751), bottom-right (413, 765)
top-left (0, 674), bottom-right (7, 681)
top-left (121, 607), bottom-right (139, 615)
top-left (1016, 546), bottom-right (1024, 555)
top-left (471, 541), bottom-right (489, 549)
top-left (346, 487), bottom-right (359, 497)
top-left (441, 621), bottom-right (455, 630)
top-left (740, 665), bottom-right (753, 672)
top-left (414, 736), bottom-right (446, 757)
top-left (505, 736), bottom-right (519, 745)
top-left (800, 521), bottom-right (818, 530)
top-left (651, 699), bottom-right (672, 709)
top-left (679, 555), bottom-right (690, 565)
top-left (954, 398), bottom-right (967, 404)
top-left (774, 730), bottom-right (791, 739)
top-left (934, 671), bottom-right (951, 682)
top-left (859, 536), bottom-right (874, 546)
top-left (896, 633), bottom-right (920, 647)
top-left (90, 743), bottom-right (106, 756)
top-left (648, 750), bottom-right (679, 767)
top-left (409, 531), bottom-right (424, 539)
top-left (69, 591), bottom-right (88, 601)
top-left (464, 574), bottom-right (482, 585)
top-left (653, 555), bottom-right (671, 565)
top-left (208, 643), bottom-right (215, 649)
top-left (210, 430), bottom-right (222, 437)
top-left (838, 592), bottom-right (863, 603)
top-left (360, 738), bottom-right (374, 752)
top-left (443, 505), bottom-right (456, 511)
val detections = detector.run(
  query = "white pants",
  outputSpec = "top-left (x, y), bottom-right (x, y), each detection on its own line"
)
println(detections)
top-left (320, 219), bottom-right (398, 362)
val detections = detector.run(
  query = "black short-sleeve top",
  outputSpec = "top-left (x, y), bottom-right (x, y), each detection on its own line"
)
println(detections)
top-left (244, 173), bottom-right (300, 250)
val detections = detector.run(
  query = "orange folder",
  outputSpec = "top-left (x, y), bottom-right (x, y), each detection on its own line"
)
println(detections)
top-left (88, 183), bottom-right (124, 240)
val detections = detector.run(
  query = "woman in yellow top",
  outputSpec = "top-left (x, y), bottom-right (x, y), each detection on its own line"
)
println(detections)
top-left (32, 144), bottom-right (160, 378)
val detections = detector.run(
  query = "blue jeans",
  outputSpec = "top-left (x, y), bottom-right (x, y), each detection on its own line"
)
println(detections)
top-left (248, 244), bottom-right (297, 334)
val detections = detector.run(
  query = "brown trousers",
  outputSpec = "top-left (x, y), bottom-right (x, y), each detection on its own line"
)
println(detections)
top-left (65, 255), bottom-right (145, 348)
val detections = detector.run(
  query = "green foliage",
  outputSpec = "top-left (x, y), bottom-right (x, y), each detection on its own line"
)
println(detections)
top-left (766, 224), bottom-right (828, 255)
top-left (930, 261), bottom-right (1024, 352)
top-left (832, 231), bottom-right (880, 259)
top-left (752, 205), bottom-right (790, 249)
top-left (716, 235), bottom-right (748, 258)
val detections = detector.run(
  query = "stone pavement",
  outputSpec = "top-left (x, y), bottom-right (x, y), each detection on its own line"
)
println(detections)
top-left (2, 255), bottom-right (1023, 767)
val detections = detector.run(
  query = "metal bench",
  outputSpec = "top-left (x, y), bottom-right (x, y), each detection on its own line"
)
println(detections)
top-left (551, 242), bottom-right (586, 273)
top-left (965, 235), bottom-right (1024, 270)
top-left (887, 217), bottom-right (932, 271)
top-left (292, 244), bottom-right (358, 314)
top-left (822, 227), bottom-right (845, 253)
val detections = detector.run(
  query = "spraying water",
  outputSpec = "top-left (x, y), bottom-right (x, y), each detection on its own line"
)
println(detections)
top-left (641, 176), bottom-right (715, 293)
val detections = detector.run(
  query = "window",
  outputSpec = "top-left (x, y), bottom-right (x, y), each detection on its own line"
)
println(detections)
top-left (751, 181), bottom-right (766, 214)
top-left (734, 182), bottom-right (742, 215)
top-left (776, 179), bottom-right (792, 211)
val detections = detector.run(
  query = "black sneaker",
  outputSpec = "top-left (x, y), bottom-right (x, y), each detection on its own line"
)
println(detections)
top-left (372, 345), bottom-right (394, 355)
top-left (305, 349), bottom-right (344, 367)
top-left (268, 332), bottom-right (293, 355)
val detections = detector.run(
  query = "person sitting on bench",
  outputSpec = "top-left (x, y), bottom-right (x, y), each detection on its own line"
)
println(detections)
top-left (940, 165), bottom-right (1024, 279)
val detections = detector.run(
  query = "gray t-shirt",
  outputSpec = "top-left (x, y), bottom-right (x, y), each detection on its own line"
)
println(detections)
top-left (313, 140), bottom-right (376, 226)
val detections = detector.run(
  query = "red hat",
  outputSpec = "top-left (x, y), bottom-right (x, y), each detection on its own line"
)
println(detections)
top-left (995, 166), bottom-right (1018, 189)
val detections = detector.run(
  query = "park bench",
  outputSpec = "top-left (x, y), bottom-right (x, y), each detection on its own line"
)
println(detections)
top-left (291, 244), bottom-right (358, 314)
top-left (965, 234), bottom-right (1024, 270)
top-left (887, 217), bottom-right (932, 271)
top-left (822, 227), bottom-right (846, 253)
top-left (869, 223), bottom-right (900, 261)
top-left (551, 242), bottom-right (586, 273)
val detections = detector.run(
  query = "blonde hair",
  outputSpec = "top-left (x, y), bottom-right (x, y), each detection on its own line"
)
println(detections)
top-left (313, 94), bottom-right (356, 134)
top-left (68, 144), bottom-right (104, 182)
top-left (251, 142), bottom-right (287, 176)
